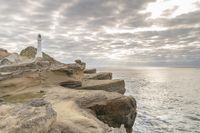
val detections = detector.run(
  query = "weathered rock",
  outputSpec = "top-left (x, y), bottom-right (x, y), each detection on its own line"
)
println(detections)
top-left (0, 48), bottom-right (10, 58)
top-left (84, 68), bottom-right (96, 74)
top-left (0, 99), bottom-right (57, 133)
top-left (0, 47), bottom-right (137, 133)
top-left (29, 98), bottom-right (49, 107)
top-left (0, 61), bottom-right (50, 73)
top-left (50, 64), bottom-right (84, 80)
top-left (75, 59), bottom-right (82, 64)
top-left (0, 98), bottom-right (4, 102)
top-left (60, 80), bottom-right (82, 88)
top-left (89, 96), bottom-right (137, 133)
top-left (0, 52), bottom-right (33, 66)
top-left (109, 125), bottom-right (127, 133)
top-left (84, 72), bottom-right (112, 80)
top-left (5, 53), bottom-right (20, 62)
top-left (80, 80), bottom-right (126, 94)
top-left (0, 53), bottom-right (20, 65)
top-left (75, 59), bottom-right (86, 70)
top-left (0, 58), bottom-right (12, 65)
top-left (44, 86), bottom-right (136, 133)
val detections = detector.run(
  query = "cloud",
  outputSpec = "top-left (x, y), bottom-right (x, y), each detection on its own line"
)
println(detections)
top-left (0, 0), bottom-right (199, 67)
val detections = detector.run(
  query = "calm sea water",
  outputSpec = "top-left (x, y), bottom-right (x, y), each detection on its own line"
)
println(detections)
top-left (99, 67), bottom-right (200, 133)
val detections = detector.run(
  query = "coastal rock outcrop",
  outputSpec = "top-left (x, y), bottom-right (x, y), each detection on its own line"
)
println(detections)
top-left (43, 86), bottom-right (136, 133)
top-left (80, 80), bottom-right (126, 94)
top-left (0, 47), bottom-right (137, 133)
top-left (84, 68), bottom-right (97, 74)
top-left (84, 72), bottom-right (112, 80)
top-left (89, 96), bottom-right (137, 133)
top-left (0, 99), bottom-right (57, 133)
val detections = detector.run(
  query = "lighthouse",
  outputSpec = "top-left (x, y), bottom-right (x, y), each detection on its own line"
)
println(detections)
top-left (36, 34), bottom-right (43, 58)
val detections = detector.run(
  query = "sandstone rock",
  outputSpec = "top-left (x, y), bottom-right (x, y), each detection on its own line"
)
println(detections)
top-left (109, 125), bottom-right (127, 133)
top-left (89, 96), bottom-right (137, 133)
top-left (0, 48), bottom-right (10, 58)
top-left (5, 53), bottom-right (20, 62)
top-left (75, 59), bottom-right (82, 64)
top-left (0, 58), bottom-right (12, 65)
top-left (0, 99), bottom-right (57, 133)
top-left (75, 59), bottom-right (86, 70)
top-left (0, 98), bottom-right (4, 102)
top-left (0, 47), bottom-right (137, 133)
top-left (51, 64), bottom-right (84, 79)
top-left (84, 72), bottom-right (112, 80)
top-left (80, 80), bottom-right (126, 94)
top-left (0, 60), bottom-right (51, 73)
top-left (29, 98), bottom-right (49, 107)
top-left (44, 86), bottom-right (136, 133)
top-left (0, 53), bottom-right (28, 66)
top-left (84, 68), bottom-right (96, 74)
top-left (60, 80), bottom-right (82, 88)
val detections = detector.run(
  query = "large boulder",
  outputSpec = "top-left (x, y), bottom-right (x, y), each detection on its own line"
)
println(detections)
top-left (89, 96), bottom-right (137, 133)
top-left (0, 99), bottom-right (57, 133)
top-left (84, 72), bottom-right (112, 80)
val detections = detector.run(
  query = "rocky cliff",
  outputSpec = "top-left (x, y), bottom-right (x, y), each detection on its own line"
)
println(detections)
top-left (0, 47), bottom-right (137, 133)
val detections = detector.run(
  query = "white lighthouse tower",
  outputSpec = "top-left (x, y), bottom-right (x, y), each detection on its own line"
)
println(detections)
top-left (36, 34), bottom-right (43, 58)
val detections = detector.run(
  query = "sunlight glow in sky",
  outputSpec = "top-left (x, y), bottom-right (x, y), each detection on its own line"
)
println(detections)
top-left (143, 0), bottom-right (199, 19)
top-left (0, 0), bottom-right (200, 67)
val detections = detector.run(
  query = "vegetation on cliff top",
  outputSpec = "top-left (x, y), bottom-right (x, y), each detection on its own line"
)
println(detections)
top-left (20, 46), bottom-right (59, 63)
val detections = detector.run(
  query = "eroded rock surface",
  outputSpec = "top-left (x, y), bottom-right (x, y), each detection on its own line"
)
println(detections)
top-left (0, 47), bottom-right (137, 133)
top-left (89, 96), bottom-right (137, 133)
top-left (0, 48), bottom-right (10, 58)
top-left (84, 72), bottom-right (112, 80)
top-left (60, 80), bottom-right (82, 88)
top-left (44, 86), bottom-right (136, 133)
top-left (80, 80), bottom-right (126, 94)
top-left (0, 99), bottom-right (56, 133)
top-left (84, 68), bottom-right (96, 74)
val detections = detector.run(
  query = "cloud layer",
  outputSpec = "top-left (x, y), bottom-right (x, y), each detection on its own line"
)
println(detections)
top-left (0, 0), bottom-right (200, 67)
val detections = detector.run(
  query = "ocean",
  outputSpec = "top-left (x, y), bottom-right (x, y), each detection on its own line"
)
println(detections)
top-left (99, 67), bottom-right (200, 133)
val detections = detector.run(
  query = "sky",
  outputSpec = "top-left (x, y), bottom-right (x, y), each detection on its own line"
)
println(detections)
top-left (0, 0), bottom-right (200, 67)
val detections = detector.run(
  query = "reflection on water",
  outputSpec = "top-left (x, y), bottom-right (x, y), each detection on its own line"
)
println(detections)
top-left (99, 68), bottom-right (200, 133)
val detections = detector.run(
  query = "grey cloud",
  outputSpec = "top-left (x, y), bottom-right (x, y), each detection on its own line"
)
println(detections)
top-left (0, 0), bottom-right (199, 67)
top-left (154, 11), bottom-right (200, 27)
